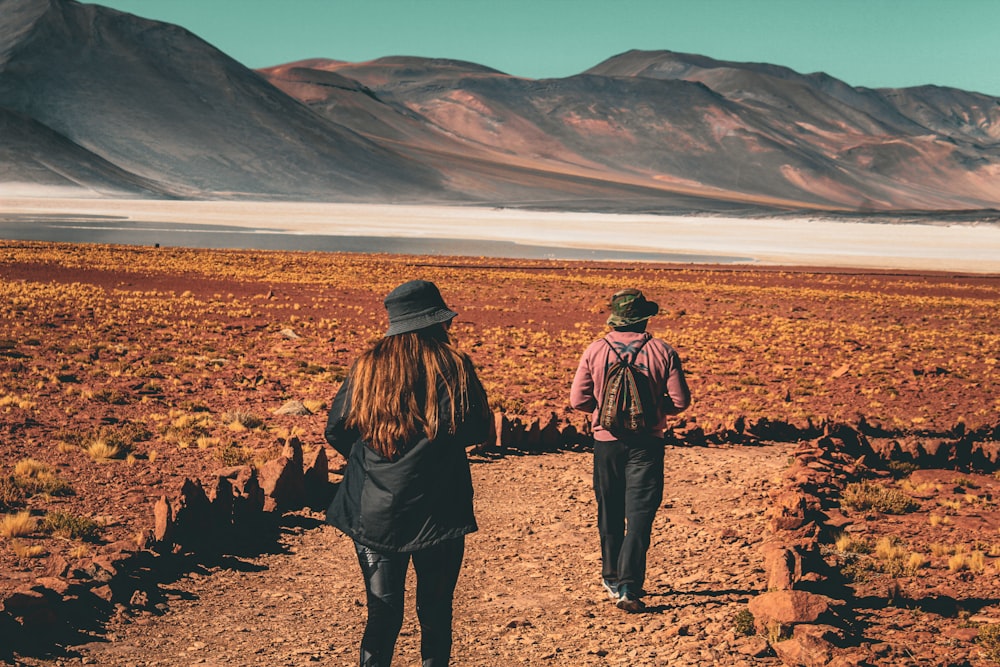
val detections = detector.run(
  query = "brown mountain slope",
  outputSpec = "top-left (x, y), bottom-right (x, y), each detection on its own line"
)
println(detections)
top-left (2, 0), bottom-right (1000, 211)
top-left (0, 108), bottom-right (175, 196)
top-left (0, 0), bottom-right (442, 200)
top-left (274, 52), bottom-right (1000, 211)
top-left (262, 58), bottom-right (776, 212)
top-left (585, 50), bottom-right (1000, 208)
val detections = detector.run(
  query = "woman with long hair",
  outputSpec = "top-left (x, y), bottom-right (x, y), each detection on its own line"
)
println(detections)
top-left (324, 280), bottom-right (491, 667)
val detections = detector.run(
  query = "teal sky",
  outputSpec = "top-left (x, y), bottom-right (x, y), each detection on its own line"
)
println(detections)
top-left (95, 0), bottom-right (1000, 96)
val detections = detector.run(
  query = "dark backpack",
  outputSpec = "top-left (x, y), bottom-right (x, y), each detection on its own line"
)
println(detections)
top-left (597, 335), bottom-right (656, 436)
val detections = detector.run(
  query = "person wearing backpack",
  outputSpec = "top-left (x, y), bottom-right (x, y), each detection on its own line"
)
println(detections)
top-left (570, 288), bottom-right (691, 612)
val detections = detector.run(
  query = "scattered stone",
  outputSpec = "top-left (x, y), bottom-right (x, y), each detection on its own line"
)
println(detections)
top-left (153, 495), bottom-right (173, 544)
top-left (274, 400), bottom-right (311, 416)
top-left (762, 544), bottom-right (800, 591)
top-left (748, 590), bottom-right (835, 631)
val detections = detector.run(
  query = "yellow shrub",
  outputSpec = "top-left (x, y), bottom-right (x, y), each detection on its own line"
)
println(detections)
top-left (13, 458), bottom-right (49, 477)
top-left (86, 440), bottom-right (121, 461)
top-left (968, 551), bottom-right (987, 574)
top-left (875, 536), bottom-right (906, 562)
top-left (0, 511), bottom-right (36, 538)
top-left (948, 553), bottom-right (968, 572)
top-left (10, 540), bottom-right (46, 558)
top-left (931, 542), bottom-right (954, 557)
top-left (906, 553), bottom-right (928, 573)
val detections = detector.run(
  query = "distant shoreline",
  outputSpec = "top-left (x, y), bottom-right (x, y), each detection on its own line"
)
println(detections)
top-left (1, 198), bottom-right (999, 274)
top-left (0, 217), bottom-right (749, 265)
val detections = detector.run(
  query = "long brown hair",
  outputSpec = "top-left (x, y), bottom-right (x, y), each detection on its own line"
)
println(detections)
top-left (347, 325), bottom-right (477, 459)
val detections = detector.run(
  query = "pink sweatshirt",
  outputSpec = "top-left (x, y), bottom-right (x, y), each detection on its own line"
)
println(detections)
top-left (570, 331), bottom-right (691, 442)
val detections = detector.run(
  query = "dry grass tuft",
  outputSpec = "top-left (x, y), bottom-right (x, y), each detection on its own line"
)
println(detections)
top-left (8, 458), bottom-right (74, 499)
top-left (931, 542), bottom-right (955, 557)
top-left (0, 476), bottom-right (26, 511)
top-left (906, 552), bottom-right (928, 572)
top-left (224, 411), bottom-right (264, 431)
top-left (948, 549), bottom-right (968, 572)
top-left (161, 412), bottom-right (212, 448)
top-left (10, 539), bottom-right (46, 558)
top-left (196, 436), bottom-right (219, 450)
top-left (13, 458), bottom-right (49, 477)
top-left (842, 481), bottom-right (919, 514)
top-left (968, 550), bottom-right (987, 574)
top-left (40, 511), bottom-right (102, 541)
top-left (86, 440), bottom-right (122, 461)
top-left (302, 399), bottom-right (326, 413)
top-left (0, 510), bottom-right (37, 538)
top-left (980, 624), bottom-right (1000, 662)
top-left (875, 536), bottom-right (907, 561)
top-left (834, 532), bottom-right (871, 554)
top-left (56, 441), bottom-right (78, 454)
top-left (215, 442), bottom-right (254, 466)
top-left (69, 544), bottom-right (91, 559)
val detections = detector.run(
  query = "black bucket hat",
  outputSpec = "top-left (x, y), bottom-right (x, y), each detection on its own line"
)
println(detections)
top-left (383, 280), bottom-right (458, 337)
top-left (606, 288), bottom-right (659, 327)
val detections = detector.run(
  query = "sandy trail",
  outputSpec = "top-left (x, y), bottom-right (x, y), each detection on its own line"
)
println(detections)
top-left (31, 444), bottom-right (792, 667)
top-left (2, 198), bottom-right (999, 272)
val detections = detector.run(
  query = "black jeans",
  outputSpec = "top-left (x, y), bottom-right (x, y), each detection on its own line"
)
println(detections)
top-left (354, 537), bottom-right (465, 667)
top-left (593, 437), bottom-right (665, 595)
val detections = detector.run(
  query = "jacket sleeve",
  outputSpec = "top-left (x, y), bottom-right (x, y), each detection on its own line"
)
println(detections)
top-left (662, 350), bottom-right (691, 415)
top-left (569, 349), bottom-right (597, 413)
top-left (324, 376), bottom-right (360, 459)
top-left (455, 359), bottom-right (492, 445)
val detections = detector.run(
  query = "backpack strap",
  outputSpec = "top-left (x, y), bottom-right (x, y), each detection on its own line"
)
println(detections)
top-left (603, 333), bottom-right (652, 365)
top-left (603, 338), bottom-right (624, 364)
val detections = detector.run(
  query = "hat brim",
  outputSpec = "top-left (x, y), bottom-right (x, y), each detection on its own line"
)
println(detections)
top-left (384, 308), bottom-right (457, 336)
top-left (606, 300), bottom-right (659, 327)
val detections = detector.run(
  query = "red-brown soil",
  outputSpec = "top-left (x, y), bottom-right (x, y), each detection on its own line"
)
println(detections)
top-left (2, 242), bottom-right (999, 665)
top-left (22, 445), bottom-right (795, 666)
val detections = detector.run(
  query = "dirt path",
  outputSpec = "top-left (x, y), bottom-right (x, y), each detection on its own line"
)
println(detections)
top-left (28, 444), bottom-right (792, 666)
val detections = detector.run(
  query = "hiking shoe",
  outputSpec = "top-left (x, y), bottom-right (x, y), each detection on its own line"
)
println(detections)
top-left (617, 596), bottom-right (645, 613)
top-left (615, 585), bottom-right (645, 613)
top-left (601, 578), bottom-right (620, 601)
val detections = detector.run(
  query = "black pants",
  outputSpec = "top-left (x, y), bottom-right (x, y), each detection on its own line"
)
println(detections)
top-left (593, 437), bottom-right (665, 595)
top-left (354, 537), bottom-right (465, 667)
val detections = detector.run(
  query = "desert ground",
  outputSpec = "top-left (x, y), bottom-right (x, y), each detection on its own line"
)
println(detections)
top-left (1, 212), bottom-right (999, 665)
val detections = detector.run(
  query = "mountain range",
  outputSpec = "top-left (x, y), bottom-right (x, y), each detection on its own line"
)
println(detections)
top-left (3, 0), bottom-right (1000, 213)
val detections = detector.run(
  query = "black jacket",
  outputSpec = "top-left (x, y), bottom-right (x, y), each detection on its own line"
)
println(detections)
top-left (324, 361), bottom-right (491, 552)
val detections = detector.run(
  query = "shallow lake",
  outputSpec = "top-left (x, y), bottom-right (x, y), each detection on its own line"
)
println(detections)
top-left (0, 214), bottom-right (753, 264)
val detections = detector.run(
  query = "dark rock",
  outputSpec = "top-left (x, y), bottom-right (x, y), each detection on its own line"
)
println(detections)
top-left (170, 478), bottom-right (211, 546)
top-left (304, 445), bottom-right (329, 489)
top-left (540, 413), bottom-right (561, 450)
top-left (260, 455), bottom-right (305, 512)
top-left (207, 474), bottom-right (235, 529)
top-left (280, 436), bottom-right (304, 469)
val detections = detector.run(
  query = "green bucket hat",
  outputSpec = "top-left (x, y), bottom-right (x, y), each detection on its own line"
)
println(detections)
top-left (606, 288), bottom-right (659, 327)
